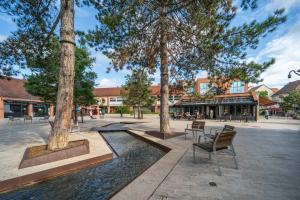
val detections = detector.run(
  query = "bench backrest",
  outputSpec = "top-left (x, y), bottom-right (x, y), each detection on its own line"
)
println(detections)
top-left (223, 125), bottom-right (235, 132)
top-left (192, 120), bottom-right (205, 129)
top-left (214, 130), bottom-right (236, 149)
top-left (24, 115), bottom-right (32, 120)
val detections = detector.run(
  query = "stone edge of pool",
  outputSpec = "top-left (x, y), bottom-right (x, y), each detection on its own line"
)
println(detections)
top-left (97, 128), bottom-right (173, 199)
top-left (109, 128), bottom-right (192, 200)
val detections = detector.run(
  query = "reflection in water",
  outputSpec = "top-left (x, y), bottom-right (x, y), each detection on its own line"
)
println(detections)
top-left (0, 131), bottom-right (166, 200)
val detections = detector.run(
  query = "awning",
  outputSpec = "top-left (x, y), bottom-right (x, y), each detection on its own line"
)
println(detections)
top-left (259, 96), bottom-right (277, 106)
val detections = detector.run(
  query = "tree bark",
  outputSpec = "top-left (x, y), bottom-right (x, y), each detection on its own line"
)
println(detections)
top-left (48, 0), bottom-right (75, 150)
top-left (138, 101), bottom-right (142, 119)
top-left (159, 4), bottom-right (171, 134)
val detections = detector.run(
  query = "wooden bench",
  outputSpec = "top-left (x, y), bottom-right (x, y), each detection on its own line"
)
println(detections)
top-left (185, 120), bottom-right (205, 140)
top-left (8, 116), bottom-right (21, 125)
top-left (193, 130), bottom-right (238, 176)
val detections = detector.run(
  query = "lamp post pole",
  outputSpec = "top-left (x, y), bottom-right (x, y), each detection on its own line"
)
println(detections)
top-left (288, 69), bottom-right (300, 78)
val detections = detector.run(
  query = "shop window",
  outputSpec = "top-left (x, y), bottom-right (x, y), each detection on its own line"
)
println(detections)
top-left (230, 81), bottom-right (245, 94)
top-left (200, 83), bottom-right (209, 95)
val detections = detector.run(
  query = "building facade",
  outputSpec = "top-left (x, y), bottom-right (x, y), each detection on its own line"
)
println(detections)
top-left (0, 77), bottom-right (260, 121)
top-left (249, 84), bottom-right (279, 100)
top-left (92, 85), bottom-right (183, 113)
top-left (272, 80), bottom-right (300, 103)
top-left (174, 78), bottom-right (259, 121)
top-left (0, 78), bottom-right (53, 119)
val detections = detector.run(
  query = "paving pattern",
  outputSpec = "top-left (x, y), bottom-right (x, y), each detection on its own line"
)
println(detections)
top-left (0, 115), bottom-right (299, 200)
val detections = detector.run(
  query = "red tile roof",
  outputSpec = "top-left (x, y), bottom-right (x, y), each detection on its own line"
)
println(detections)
top-left (271, 88), bottom-right (279, 93)
top-left (0, 77), bottom-right (41, 101)
top-left (93, 87), bottom-right (122, 97)
top-left (149, 85), bottom-right (160, 95)
top-left (93, 85), bottom-right (161, 97)
top-left (273, 80), bottom-right (300, 96)
top-left (259, 96), bottom-right (277, 106)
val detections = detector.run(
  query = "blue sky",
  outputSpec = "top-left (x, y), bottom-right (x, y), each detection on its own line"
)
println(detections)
top-left (0, 0), bottom-right (299, 89)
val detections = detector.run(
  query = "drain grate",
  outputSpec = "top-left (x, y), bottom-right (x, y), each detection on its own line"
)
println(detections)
top-left (209, 182), bottom-right (217, 187)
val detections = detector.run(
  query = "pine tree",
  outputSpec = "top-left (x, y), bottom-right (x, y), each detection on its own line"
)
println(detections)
top-left (82, 0), bottom-right (286, 135)
top-left (122, 70), bottom-right (154, 119)
top-left (0, 0), bottom-right (77, 150)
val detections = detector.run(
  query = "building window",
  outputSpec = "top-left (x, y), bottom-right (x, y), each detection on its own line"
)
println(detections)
top-left (109, 97), bottom-right (116, 102)
top-left (230, 81), bottom-right (245, 94)
top-left (173, 96), bottom-right (180, 100)
top-left (200, 83), bottom-right (209, 95)
top-left (117, 97), bottom-right (123, 102)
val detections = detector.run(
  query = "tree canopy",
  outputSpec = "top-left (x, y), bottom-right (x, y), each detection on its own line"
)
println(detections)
top-left (80, 0), bottom-right (286, 133)
top-left (280, 90), bottom-right (300, 112)
top-left (25, 37), bottom-right (97, 106)
top-left (258, 91), bottom-right (269, 98)
top-left (121, 70), bottom-right (154, 119)
top-left (81, 0), bottom-right (285, 82)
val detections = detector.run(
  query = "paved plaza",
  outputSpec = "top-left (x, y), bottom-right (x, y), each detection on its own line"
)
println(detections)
top-left (0, 115), bottom-right (299, 199)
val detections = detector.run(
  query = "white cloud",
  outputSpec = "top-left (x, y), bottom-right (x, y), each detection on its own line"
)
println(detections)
top-left (98, 78), bottom-right (121, 88)
top-left (265, 0), bottom-right (300, 12)
top-left (94, 52), bottom-right (110, 67)
top-left (197, 70), bottom-right (208, 78)
top-left (0, 34), bottom-right (7, 42)
top-left (0, 15), bottom-right (13, 24)
top-left (254, 16), bottom-right (300, 88)
top-left (76, 6), bottom-right (90, 18)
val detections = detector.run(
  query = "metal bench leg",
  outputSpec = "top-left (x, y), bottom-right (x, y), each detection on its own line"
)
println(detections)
top-left (213, 150), bottom-right (222, 176)
top-left (185, 131), bottom-right (187, 140)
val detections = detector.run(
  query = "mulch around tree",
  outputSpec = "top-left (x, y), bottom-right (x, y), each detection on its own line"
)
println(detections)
top-left (145, 130), bottom-right (185, 140)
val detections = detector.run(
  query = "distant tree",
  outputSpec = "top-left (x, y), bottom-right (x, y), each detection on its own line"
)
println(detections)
top-left (116, 106), bottom-right (130, 118)
top-left (121, 70), bottom-right (154, 119)
top-left (82, 0), bottom-right (286, 135)
top-left (25, 37), bottom-right (97, 123)
top-left (258, 91), bottom-right (269, 98)
top-left (280, 90), bottom-right (300, 113)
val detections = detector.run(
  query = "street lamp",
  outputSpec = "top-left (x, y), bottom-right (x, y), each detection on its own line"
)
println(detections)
top-left (288, 69), bottom-right (300, 78)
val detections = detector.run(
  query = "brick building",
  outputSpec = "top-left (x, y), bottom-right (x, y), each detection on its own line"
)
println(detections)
top-left (0, 78), bottom-right (53, 119)
top-left (174, 78), bottom-right (259, 121)
top-left (0, 77), bottom-right (259, 121)
top-left (93, 85), bottom-right (163, 113)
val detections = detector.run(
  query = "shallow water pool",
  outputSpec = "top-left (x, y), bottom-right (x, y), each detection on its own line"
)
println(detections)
top-left (0, 131), bottom-right (166, 200)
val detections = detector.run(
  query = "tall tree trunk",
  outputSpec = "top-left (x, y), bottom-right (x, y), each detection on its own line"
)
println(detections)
top-left (138, 101), bottom-right (142, 119)
top-left (133, 106), bottom-right (135, 119)
top-left (159, 4), bottom-right (171, 134)
top-left (137, 104), bottom-right (141, 119)
top-left (48, 0), bottom-right (75, 150)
